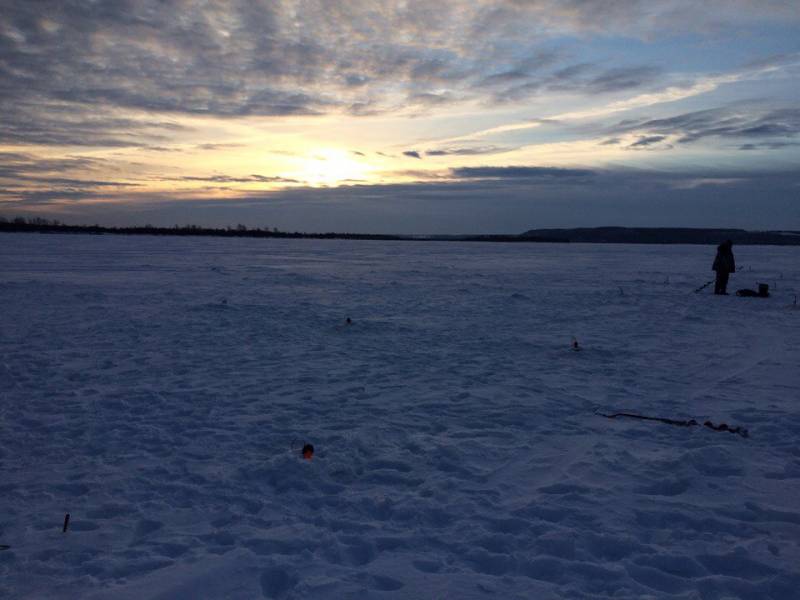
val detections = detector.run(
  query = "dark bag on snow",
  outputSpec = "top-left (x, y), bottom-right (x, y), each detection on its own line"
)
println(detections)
top-left (736, 283), bottom-right (770, 298)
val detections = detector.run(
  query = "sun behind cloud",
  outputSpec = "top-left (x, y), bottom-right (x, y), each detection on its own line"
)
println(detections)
top-left (293, 148), bottom-right (373, 187)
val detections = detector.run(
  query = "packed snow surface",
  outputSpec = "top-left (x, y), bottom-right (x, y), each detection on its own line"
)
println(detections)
top-left (1, 233), bottom-right (799, 600)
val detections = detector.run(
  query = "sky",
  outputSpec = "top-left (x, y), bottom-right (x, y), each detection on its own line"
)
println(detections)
top-left (0, 0), bottom-right (799, 234)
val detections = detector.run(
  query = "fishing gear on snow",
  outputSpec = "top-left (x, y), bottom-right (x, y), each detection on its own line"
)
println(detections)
top-left (301, 443), bottom-right (314, 460)
top-left (693, 279), bottom-right (714, 293)
top-left (595, 410), bottom-right (748, 438)
top-left (736, 283), bottom-right (770, 298)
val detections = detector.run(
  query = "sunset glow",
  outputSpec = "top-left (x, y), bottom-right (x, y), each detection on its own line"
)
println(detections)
top-left (0, 1), bottom-right (798, 232)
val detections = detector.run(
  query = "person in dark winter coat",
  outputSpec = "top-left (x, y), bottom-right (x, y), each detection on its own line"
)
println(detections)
top-left (712, 240), bottom-right (735, 295)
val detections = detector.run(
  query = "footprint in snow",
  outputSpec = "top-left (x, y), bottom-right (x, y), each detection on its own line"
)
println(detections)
top-left (260, 566), bottom-right (297, 599)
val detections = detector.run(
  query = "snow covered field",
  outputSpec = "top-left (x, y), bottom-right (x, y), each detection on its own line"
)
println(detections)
top-left (1, 232), bottom-right (799, 600)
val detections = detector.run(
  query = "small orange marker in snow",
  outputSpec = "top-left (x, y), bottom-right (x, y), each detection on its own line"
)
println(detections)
top-left (302, 443), bottom-right (314, 460)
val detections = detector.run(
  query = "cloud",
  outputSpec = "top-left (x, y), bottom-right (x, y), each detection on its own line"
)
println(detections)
top-left (196, 143), bottom-right (245, 151)
top-left (425, 146), bottom-right (513, 156)
top-left (175, 174), bottom-right (300, 184)
top-left (1, 0), bottom-right (797, 236)
top-left (0, 152), bottom-right (107, 180)
top-left (486, 1), bottom-right (800, 37)
top-left (437, 55), bottom-right (798, 145)
top-left (484, 63), bottom-right (664, 104)
top-left (610, 107), bottom-right (800, 145)
top-left (379, 169), bottom-right (451, 181)
top-left (1, 189), bottom-right (109, 204)
top-left (6, 167), bottom-right (798, 232)
top-left (16, 178), bottom-right (141, 188)
top-left (628, 135), bottom-right (668, 148)
top-left (0, 152), bottom-right (144, 207)
top-left (0, 102), bottom-right (188, 147)
top-left (475, 50), bottom-right (563, 87)
top-left (739, 141), bottom-right (800, 150)
top-left (7, 0), bottom-right (792, 150)
top-left (451, 166), bottom-right (595, 179)
top-left (587, 66), bottom-right (662, 93)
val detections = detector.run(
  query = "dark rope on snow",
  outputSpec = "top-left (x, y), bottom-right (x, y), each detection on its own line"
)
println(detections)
top-left (595, 410), bottom-right (748, 438)
top-left (693, 279), bottom-right (714, 293)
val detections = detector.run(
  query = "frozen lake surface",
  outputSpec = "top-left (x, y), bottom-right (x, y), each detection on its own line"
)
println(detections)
top-left (1, 232), bottom-right (799, 599)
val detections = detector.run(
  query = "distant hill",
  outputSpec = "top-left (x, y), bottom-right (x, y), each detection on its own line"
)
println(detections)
top-left (520, 227), bottom-right (800, 245)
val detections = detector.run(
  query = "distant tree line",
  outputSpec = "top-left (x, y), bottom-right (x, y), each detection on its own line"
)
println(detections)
top-left (7, 216), bottom-right (792, 245)
top-left (0, 216), bottom-right (404, 241)
top-left (0, 216), bottom-right (563, 243)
